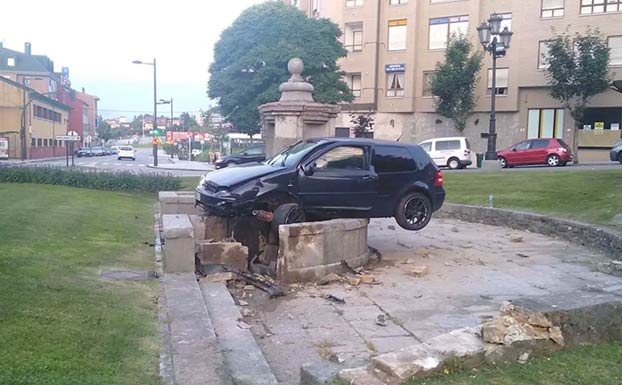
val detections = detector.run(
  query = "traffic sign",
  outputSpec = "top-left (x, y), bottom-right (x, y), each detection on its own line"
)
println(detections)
top-left (56, 135), bottom-right (81, 141)
top-left (152, 137), bottom-right (162, 145)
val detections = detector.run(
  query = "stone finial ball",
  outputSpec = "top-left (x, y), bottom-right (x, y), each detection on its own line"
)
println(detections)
top-left (288, 58), bottom-right (304, 75)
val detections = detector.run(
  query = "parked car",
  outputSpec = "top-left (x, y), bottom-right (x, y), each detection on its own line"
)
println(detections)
top-left (91, 146), bottom-right (105, 156)
top-left (76, 147), bottom-right (93, 157)
top-left (196, 138), bottom-right (445, 231)
top-left (117, 145), bottom-right (136, 161)
top-left (110, 146), bottom-right (119, 155)
top-left (497, 138), bottom-right (572, 168)
top-left (418, 137), bottom-right (472, 170)
top-left (215, 145), bottom-right (266, 169)
top-left (102, 147), bottom-right (113, 155)
top-left (610, 139), bottom-right (622, 164)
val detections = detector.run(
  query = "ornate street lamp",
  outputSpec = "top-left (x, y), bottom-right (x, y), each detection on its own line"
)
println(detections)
top-left (477, 14), bottom-right (514, 162)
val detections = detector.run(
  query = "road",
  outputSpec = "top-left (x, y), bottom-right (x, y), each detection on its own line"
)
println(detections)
top-left (34, 148), bottom-right (207, 177)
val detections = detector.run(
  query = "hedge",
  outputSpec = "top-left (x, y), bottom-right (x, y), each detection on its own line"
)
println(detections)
top-left (0, 166), bottom-right (181, 193)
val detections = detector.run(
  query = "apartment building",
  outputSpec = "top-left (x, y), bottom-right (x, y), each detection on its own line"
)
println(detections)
top-left (287, 0), bottom-right (622, 160)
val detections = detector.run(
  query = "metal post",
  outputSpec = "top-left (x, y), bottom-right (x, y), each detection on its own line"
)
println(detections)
top-left (20, 76), bottom-right (27, 161)
top-left (66, 142), bottom-right (69, 167)
top-left (485, 39), bottom-right (498, 161)
top-left (170, 98), bottom-right (174, 131)
top-left (71, 141), bottom-right (75, 166)
top-left (153, 58), bottom-right (158, 167)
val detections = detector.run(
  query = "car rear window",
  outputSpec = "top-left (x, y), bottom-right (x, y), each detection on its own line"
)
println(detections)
top-left (435, 140), bottom-right (461, 151)
top-left (464, 138), bottom-right (471, 149)
top-left (557, 139), bottom-right (569, 148)
top-left (120, 146), bottom-right (133, 151)
top-left (373, 146), bottom-right (416, 173)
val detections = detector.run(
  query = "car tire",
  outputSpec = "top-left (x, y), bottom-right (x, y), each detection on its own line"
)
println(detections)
top-left (226, 161), bottom-right (237, 168)
top-left (547, 154), bottom-right (561, 167)
top-left (271, 203), bottom-right (306, 237)
top-left (132, 158), bottom-right (135, 161)
top-left (498, 156), bottom-right (508, 168)
top-left (395, 192), bottom-right (432, 231)
top-left (447, 157), bottom-right (460, 170)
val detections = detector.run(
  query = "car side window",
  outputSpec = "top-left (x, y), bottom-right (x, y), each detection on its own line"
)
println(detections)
top-left (531, 139), bottom-right (549, 149)
top-left (315, 146), bottom-right (365, 171)
top-left (373, 146), bottom-right (416, 173)
top-left (514, 141), bottom-right (531, 151)
top-left (435, 141), bottom-right (448, 151)
top-left (245, 147), bottom-right (264, 155)
top-left (420, 142), bottom-right (432, 152)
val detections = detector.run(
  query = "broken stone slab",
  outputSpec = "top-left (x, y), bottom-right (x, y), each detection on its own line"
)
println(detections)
top-left (204, 215), bottom-right (231, 242)
top-left (199, 272), bottom-right (236, 283)
top-left (189, 214), bottom-right (207, 243)
top-left (197, 242), bottom-right (248, 272)
top-left (337, 367), bottom-right (389, 385)
top-left (159, 191), bottom-right (203, 216)
top-left (371, 344), bottom-right (441, 381)
top-left (409, 266), bottom-right (429, 277)
top-left (426, 327), bottom-right (485, 368)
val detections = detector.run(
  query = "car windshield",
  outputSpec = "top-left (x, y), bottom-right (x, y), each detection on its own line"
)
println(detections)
top-left (265, 140), bottom-right (322, 168)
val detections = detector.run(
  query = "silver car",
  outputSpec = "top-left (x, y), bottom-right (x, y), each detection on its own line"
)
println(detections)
top-left (610, 139), bottom-right (622, 164)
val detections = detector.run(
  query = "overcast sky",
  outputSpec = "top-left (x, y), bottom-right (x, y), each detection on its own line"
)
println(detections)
top-left (1, 0), bottom-right (265, 118)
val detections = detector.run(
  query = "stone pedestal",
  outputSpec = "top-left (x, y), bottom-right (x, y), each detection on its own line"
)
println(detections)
top-left (162, 214), bottom-right (195, 273)
top-left (259, 58), bottom-right (340, 156)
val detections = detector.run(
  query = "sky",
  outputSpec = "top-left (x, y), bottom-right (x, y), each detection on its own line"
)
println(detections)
top-left (1, 0), bottom-right (265, 119)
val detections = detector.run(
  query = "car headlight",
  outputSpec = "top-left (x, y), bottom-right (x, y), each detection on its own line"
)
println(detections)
top-left (198, 175), bottom-right (207, 188)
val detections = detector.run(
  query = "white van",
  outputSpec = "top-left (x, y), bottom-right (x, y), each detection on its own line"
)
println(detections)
top-left (419, 137), bottom-right (472, 169)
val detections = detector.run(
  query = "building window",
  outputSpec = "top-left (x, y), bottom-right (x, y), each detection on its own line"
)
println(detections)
top-left (581, 0), bottom-right (621, 14)
top-left (527, 109), bottom-right (565, 139)
top-left (542, 0), bottom-right (564, 17)
top-left (346, 0), bottom-right (363, 7)
top-left (31, 138), bottom-right (36, 147)
top-left (347, 73), bottom-right (362, 97)
top-left (487, 68), bottom-right (509, 95)
top-left (429, 16), bottom-right (469, 50)
top-left (388, 19), bottom-right (407, 51)
top-left (386, 72), bottom-right (405, 97)
top-left (538, 41), bottom-right (551, 69)
top-left (389, 0), bottom-right (408, 4)
top-left (345, 22), bottom-right (364, 52)
top-left (7, 57), bottom-right (15, 66)
top-left (422, 72), bottom-right (436, 96)
top-left (609, 36), bottom-right (622, 66)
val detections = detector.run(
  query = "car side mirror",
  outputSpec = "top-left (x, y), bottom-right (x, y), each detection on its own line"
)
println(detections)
top-left (512, 148), bottom-right (517, 152)
top-left (302, 162), bottom-right (317, 176)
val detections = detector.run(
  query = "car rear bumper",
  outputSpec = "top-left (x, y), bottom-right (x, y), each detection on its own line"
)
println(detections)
top-left (459, 159), bottom-right (472, 166)
top-left (431, 190), bottom-right (445, 212)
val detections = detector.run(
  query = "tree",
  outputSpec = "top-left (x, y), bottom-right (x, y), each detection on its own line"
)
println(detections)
top-left (180, 112), bottom-right (200, 131)
top-left (208, 2), bottom-right (353, 136)
top-left (98, 120), bottom-right (113, 143)
top-left (350, 113), bottom-right (374, 138)
top-left (545, 28), bottom-right (611, 162)
top-left (430, 35), bottom-right (483, 132)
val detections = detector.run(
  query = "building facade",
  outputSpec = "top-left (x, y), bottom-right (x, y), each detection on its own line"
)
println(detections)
top-left (0, 77), bottom-right (70, 159)
top-left (287, 0), bottom-right (622, 160)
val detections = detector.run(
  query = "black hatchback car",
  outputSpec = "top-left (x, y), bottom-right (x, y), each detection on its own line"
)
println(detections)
top-left (215, 145), bottom-right (266, 169)
top-left (196, 138), bottom-right (445, 231)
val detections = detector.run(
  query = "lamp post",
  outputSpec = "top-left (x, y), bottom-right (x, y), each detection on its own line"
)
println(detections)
top-left (477, 14), bottom-right (513, 162)
top-left (158, 98), bottom-right (173, 131)
top-left (132, 58), bottom-right (158, 166)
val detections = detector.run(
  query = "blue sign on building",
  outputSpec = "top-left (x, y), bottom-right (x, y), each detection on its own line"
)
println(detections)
top-left (385, 64), bottom-right (405, 73)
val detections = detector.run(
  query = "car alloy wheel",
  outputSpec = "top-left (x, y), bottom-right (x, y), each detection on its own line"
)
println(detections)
top-left (499, 157), bottom-right (507, 168)
top-left (395, 192), bottom-right (432, 231)
top-left (271, 203), bottom-right (305, 237)
top-left (448, 158), bottom-right (460, 170)
top-left (547, 154), bottom-right (560, 167)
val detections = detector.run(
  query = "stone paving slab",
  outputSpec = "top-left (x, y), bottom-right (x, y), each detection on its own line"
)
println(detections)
top-left (233, 217), bottom-right (620, 385)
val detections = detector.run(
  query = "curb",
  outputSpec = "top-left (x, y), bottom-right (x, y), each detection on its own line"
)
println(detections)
top-left (146, 164), bottom-right (213, 172)
top-left (437, 203), bottom-right (622, 257)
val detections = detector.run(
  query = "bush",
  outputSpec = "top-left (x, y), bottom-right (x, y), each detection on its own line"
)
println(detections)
top-left (0, 166), bottom-right (181, 192)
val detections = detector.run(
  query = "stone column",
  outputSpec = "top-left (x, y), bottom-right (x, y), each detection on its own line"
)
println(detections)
top-left (258, 58), bottom-right (340, 157)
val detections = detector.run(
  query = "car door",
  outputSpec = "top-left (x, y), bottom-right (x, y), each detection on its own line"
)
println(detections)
top-left (371, 145), bottom-right (417, 216)
top-left (507, 141), bottom-right (531, 165)
top-left (297, 144), bottom-right (378, 213)
top-left (243, 146), bottom-right (266, 163)
top-left (525, 139), bottom-right (550, 165)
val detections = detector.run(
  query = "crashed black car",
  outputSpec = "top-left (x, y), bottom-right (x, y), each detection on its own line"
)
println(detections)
top-left (195, 138), bottom-right (445, 231)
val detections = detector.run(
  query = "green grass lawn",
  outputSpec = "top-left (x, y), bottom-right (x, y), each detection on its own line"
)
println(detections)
top-left (444, 170), bottom-right (621, 227)
top-left (0, 184), bottom-right (160, 385)
top-left (408, 342), bottom-right (622, 385)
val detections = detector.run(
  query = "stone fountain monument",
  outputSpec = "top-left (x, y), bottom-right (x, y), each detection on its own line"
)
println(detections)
top-left (258, 58), bottom-right (341, 156)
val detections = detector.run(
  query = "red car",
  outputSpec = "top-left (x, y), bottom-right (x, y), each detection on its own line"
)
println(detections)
top-left (497, 138), bottom-right (573, 168)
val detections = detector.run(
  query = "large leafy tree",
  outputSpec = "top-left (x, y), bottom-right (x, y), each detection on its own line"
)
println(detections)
top-left (430, 35), bottom-right (483, 132)
top-left (545, 28), bottom-right (610, 161)
top-left (208, 2), bottom-right (353, 136)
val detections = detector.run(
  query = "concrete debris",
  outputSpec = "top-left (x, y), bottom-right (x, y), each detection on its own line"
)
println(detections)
top-left (319, 273), bottom-right (342, 285)
top-left (241, 308), bottom-right (256, 317)
top-left (410, 266), bottom-right (429, 277)
top-left (238, 300), bottom-right (249, 306)
top-left (244, 285), bottom-right (256, 291)
top-left (414, 248), bottom-right (431, 258)
top-left (237, 321), bottom-right (252, 330)
top-left (518, 352), bottom-right (530, 363)
top-left (325, 294), bottom-right (345, 304)
top-left (376, 314), bottom-right (387, 327)
top-left (199, 272), bottom-right (236, 283)
top-left (610, 260), bottom-right (622, 272)
top-left (510, 235), bottom-right (523, 243)
top-left (348, 276), bottom-right (362, 286)
top-left (482, 302), bottom-right (563, 347)
top-left (451, 226), bottom-right (459, 233)
top-left (401, 259), bottom-right (414, 265)
top-left (360, 274), bottom-right (376, 284)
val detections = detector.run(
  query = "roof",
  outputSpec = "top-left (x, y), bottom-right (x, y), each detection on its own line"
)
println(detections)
top-left (0, 46), bottom-right (54, 73)
top-left (419, 137), bottom-right (466, 142)
top-left (0, 76), bottom-right (71, 111)
top-left (314, 137), bottom-right (415, 147)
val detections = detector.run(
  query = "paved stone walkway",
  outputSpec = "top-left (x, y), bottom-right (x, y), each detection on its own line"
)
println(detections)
top-left (232, 217), bottom-right (620, 385)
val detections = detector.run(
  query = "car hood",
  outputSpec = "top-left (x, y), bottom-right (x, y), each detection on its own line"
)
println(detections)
top-left (204, 163), bottom-right (284, 189)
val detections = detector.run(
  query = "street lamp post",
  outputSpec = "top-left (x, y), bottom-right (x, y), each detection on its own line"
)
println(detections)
top-left (132, 58), bottom-right (159, 166)
top-left (477, 14), bottom-right (513, 162)
top-left (158, 98), bottom-right (173, 131)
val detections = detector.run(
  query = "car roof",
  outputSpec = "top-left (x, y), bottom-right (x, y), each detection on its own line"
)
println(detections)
top-left (420, 137), bottom-right (466, 142)
top-left (312, 137), bottom-right (416, 148)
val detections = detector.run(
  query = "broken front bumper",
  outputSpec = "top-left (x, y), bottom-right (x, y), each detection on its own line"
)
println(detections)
top-left (195, 187), bottom-right (253, 217)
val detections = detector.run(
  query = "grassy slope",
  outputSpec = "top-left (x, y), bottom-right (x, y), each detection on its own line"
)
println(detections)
top-left (0, 184), bottom-right (159, 385)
